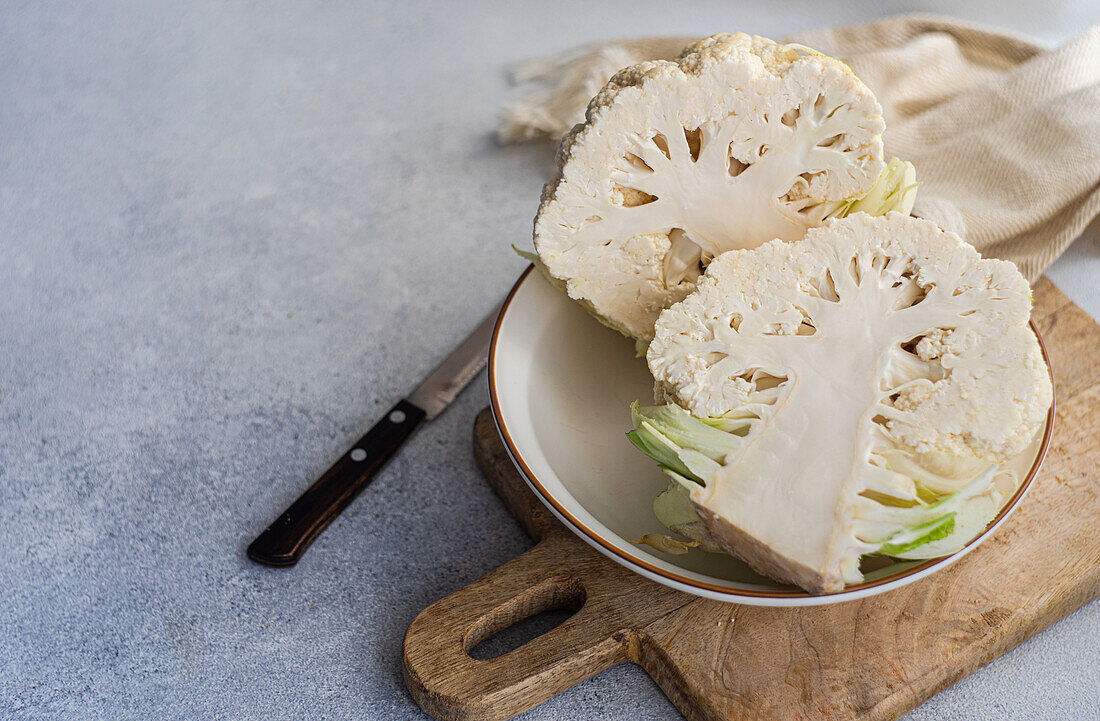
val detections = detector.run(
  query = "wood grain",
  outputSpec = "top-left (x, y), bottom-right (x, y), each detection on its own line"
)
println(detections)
top-left (403, 278), bottom-right (1100, 721)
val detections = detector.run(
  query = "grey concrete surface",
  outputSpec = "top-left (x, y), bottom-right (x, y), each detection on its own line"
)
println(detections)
top-left (2, 1), bottom-right (1097, 719)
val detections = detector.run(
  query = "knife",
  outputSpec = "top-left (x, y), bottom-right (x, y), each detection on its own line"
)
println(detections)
top-left (247, 303), bottom-right (501, 567)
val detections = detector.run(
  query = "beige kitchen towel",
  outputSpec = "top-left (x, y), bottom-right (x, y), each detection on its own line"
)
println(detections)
top-left (500, 14), bottom-right (1100, 281)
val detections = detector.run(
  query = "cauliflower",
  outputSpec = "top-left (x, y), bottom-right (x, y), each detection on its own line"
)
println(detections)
top-left (532, 33), bottom-right (917, 342)
top-left (627, 213), bottom-right (1052, 593)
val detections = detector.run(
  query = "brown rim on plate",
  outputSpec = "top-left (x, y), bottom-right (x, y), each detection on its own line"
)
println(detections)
top-left (489, 265), bottom-right (1056, 599)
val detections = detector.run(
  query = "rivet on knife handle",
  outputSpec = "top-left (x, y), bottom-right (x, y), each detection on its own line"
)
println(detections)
top-left (247, 400), bottom-right (426, 567)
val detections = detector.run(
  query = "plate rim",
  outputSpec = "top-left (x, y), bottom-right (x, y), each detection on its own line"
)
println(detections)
top-left (489, 265), bottom-right (1056, 605)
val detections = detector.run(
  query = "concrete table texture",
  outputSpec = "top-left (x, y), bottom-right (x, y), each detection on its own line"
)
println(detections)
top-left (2, 1), bottom-right (1098, 719)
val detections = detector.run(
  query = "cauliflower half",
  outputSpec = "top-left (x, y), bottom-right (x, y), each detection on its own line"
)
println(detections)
top-left (534, 33), bottom-right (915, 342)
top-left (628, 213), bottom-right (1052, 593)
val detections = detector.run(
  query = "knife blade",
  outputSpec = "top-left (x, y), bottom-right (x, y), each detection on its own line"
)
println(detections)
top-left (247, 303), bottom-right (501, 567)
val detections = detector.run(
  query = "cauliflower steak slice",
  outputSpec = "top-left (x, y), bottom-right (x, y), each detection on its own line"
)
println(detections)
top-left (630, 213), bottom-right (1052, 593)
top-left (534, 33), bottom-right (898, 341)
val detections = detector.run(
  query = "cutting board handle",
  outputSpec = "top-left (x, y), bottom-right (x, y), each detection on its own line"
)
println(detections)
top-left (402, 532), bottom-right (632, 721)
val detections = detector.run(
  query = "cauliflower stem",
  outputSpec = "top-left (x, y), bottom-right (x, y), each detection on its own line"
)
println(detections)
top-left (628, 401), bottom-right (1011, 564)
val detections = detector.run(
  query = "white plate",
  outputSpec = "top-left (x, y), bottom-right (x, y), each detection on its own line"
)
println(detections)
top-left (489, 267), bottom-right (1054, 607)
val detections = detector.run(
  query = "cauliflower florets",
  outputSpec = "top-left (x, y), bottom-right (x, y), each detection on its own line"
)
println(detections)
top-left (632, 213), bottom-right (1051, 592)
top-left (534, 33), bottom-right (894, 341)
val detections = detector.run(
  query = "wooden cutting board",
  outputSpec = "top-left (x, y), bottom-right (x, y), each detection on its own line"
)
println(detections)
top-left (403, 277), bottom-right (1100, 721)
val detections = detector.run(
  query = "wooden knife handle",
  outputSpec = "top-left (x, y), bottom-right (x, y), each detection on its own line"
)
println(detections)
top-left (247, 399), bottom-right (426, 567)
top-left (402, 533), bottom-right (631, 721)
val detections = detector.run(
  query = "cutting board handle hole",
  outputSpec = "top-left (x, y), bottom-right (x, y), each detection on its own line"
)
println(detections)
top-left (464, 575), bottom-right (585, 660)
